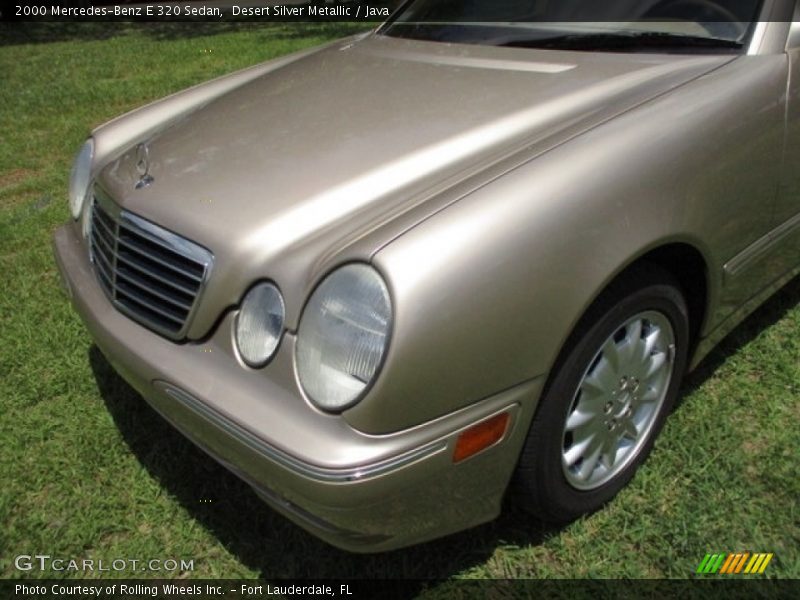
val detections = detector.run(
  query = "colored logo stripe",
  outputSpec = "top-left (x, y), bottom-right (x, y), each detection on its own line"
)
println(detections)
top-left (720, 553), bottom-right (749, 574)
top-left (745, 553), bottom-right (774, 574)
top-left (696, 554), bottom-right (726, 574)
top-left (696, 553), bottom-right (774, 574)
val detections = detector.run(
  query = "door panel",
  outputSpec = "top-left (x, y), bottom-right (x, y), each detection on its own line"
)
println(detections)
top-left (770, 14), bottom-right (800, 275)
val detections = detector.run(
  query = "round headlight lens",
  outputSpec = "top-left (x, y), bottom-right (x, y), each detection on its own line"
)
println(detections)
top-left (235, 282), bottom-right (285, 367)
top-left (296, 264), bottom-right (392, 412)
top-left (69, 138), bottom-right (94, 220)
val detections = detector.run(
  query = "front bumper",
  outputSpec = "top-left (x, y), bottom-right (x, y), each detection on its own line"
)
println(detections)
top-left (53, 222), bottom-right (543, 552)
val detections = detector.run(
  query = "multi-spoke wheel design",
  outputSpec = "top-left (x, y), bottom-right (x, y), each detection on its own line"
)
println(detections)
top-left (513, 265), bottom-right (690, 523)
top-left (561, 311), bottom-right (675, 490)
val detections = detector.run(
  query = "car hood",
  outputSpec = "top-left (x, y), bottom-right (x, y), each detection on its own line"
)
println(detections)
top-left (97, 34), bottom-right (732, 336)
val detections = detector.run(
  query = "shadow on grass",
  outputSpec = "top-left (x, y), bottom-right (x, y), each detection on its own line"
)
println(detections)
top-left (88, 273), bottom-right (800, 580)
top-left (0, 21), bottom-right (369, 46)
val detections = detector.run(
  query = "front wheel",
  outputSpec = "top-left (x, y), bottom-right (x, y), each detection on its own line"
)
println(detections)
top-left (514, 265), bottom-right (690, 522)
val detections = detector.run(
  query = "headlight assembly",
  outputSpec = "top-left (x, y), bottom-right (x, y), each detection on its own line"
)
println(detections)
top-left (234, 282), bottom-right (285, 367)
top-left (296, 264), bottom-right (392, 412)
top-left (69, 138), bottom-right (94, 220)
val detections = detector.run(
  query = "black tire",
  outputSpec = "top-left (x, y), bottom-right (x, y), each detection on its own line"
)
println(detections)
top-left (513, 263), bottom-right (690, 523)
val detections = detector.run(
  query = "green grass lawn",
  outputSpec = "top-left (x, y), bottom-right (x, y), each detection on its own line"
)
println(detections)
top-left (1, 23), bottom-right (798, 584)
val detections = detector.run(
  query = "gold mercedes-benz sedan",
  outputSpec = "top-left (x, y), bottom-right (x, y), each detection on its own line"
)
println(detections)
top-left (53, 1), bottom-right (800, 551)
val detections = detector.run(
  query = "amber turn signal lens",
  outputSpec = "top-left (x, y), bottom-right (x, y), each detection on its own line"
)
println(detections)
top-left (453, 413), bottom-right (510, 463)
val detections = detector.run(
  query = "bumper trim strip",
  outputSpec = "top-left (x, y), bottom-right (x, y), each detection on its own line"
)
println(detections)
top-left (159, 382), bottom-right (448, 483)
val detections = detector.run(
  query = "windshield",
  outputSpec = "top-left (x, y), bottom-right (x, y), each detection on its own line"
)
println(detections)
top-left (379, 0), bottom-right (764, 53)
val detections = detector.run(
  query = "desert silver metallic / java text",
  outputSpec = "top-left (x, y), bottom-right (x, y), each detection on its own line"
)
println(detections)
top-left (561, 311), bottom-right (675, 490)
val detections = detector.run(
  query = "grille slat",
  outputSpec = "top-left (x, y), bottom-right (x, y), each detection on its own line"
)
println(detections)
top-left (119, 221), bottom-right (206, 277)
top-left (91, 223), bottom-right (116, 258)
top-left (117, 293), bottom-right (187, 332)
top-left (117, 236), bottom-right (204, 283)
top-left (89, 198), bottom-right (212, 339)
top-left (92, 207), bottom-right (117, 240)
top-left (91, 239), bottom-right (114, 280)
top-left (115, 268), bottom-right (194, 312)
top-left (115, 255), bottom-right (198, 297)
top-left (93, 253), bottom-right (114, 294)
top-left (116, 280), bottom-right (187, 324)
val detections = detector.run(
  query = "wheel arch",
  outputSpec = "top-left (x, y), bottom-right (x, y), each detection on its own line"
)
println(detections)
top-left (635, 242), bottom-right (709, 355)
top-left (512, 243), bottom-right (699, 521)
top-left (547, 241), bottom-right (711, 397)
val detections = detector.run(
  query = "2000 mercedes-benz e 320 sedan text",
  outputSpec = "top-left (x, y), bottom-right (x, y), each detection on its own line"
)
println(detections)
top-left (53, 0), bottom-right (800, 551)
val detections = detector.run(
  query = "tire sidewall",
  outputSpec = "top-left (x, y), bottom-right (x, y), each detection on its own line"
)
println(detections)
top-left (516, 276), bottom-right (690, 521)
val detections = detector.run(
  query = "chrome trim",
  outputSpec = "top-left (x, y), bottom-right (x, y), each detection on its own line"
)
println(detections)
top-left (692, 261), bottom-right (800, 369)
top-left (159, 383), bottom-right (449, 483)
top-left (748, 0), bottom-right (796, 55)
top-left (89, 188), bottom-right (214, 340)
top-left (119, 211), bottom-right (212, 273)
top-left (747, 20), bottom-right (770, 55)
top-left (724, 211), bottom-right (800, 277)
top-left (747, 0), bottom-right (796, 55)
top-left (790, 3), bottom-right (800, 49)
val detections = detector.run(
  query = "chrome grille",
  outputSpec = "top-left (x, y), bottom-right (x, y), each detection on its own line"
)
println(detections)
top-left (89, 192), bottom-right (213, 339)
